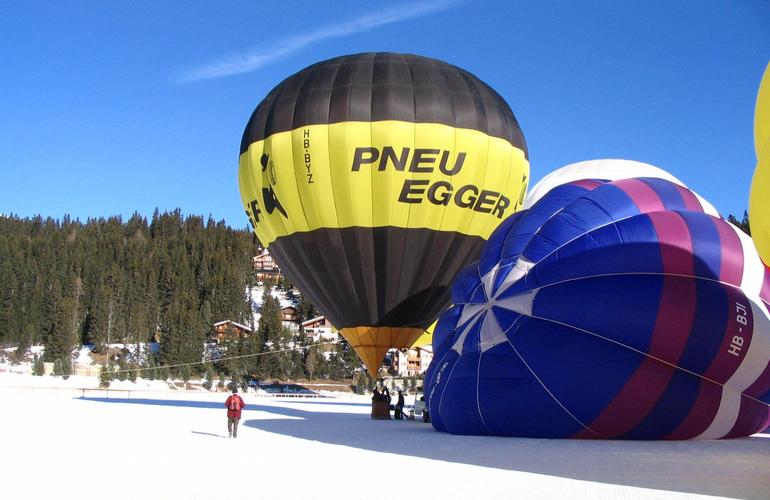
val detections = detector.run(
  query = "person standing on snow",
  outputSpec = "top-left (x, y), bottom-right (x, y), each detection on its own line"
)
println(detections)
top-left (225, 386), bottom-right (245, 438)
top-left (395, 389), bottom-right (405, 419)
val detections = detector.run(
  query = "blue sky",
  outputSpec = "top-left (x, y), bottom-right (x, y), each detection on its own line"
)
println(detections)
top-left (1, 0), bottom-right (768, 229)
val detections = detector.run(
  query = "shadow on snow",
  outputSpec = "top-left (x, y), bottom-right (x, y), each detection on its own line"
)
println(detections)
top-left (81, 396), bottom-right (770, 498)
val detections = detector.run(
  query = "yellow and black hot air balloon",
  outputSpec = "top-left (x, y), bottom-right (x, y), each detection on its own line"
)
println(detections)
top-left (238, 53), bottom-right (529, 375)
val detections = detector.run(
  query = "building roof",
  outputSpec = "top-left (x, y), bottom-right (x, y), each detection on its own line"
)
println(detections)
top-left (213, 320), bottom-right (252, 332)
top-left (253, 248), bottom-right (272, 260)
top-left (301, 315), bottom-right (328, 327)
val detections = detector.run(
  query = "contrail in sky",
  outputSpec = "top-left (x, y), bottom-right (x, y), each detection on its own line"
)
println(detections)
top-left (174, 0), bottom-right (463, 83)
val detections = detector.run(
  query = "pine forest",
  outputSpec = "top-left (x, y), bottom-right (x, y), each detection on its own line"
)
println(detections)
top-left (0, 210), bottom-right (364, 386)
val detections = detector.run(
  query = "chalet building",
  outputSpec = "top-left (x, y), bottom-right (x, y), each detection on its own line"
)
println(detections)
top-left (281, 306), bottom-right (301, 331)
top-left (212, 320), bottom-right (252, 343)
top-left (301, 316), bottom-right (339, 342)
top-left (389, 346), bottom-right (433, 377)
top-left (280, 305), bottom-right (299, 323)
top-left (252, 249), bottom-right (282, 281)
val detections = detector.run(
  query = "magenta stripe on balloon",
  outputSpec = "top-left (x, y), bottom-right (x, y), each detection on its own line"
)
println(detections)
top-left (573, 359), bottom-right (677, 438)
top-left (613, 179), bottom-right (665, 213)
top-left (568, 179), bottom-right (604, 191)
top-left (647, 212), bottom-right (698, 274)
top-left (715, 220), bottom-right (745, 286)
top-left (665, 381), bottom-right (723, 439)
top-left (576, 213), bottom-right (697, 437)
top-left (645, 213), bottom-right (697, 361)
top-left (760, 265), bottom-right (770, 308)
top-left (648, 278), bottom-right (698, 362)
top-left (674, 184), bottom-right (704, 213)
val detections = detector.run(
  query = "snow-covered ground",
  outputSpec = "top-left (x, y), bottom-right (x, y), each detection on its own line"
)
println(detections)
top-left (1, 373), bottom-right (768, 500)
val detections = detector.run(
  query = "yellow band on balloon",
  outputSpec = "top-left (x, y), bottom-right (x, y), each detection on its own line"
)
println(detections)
top-left (750, 138), bottom-right (770, 266)
top-left (239, 121), bottom-right (529, 246)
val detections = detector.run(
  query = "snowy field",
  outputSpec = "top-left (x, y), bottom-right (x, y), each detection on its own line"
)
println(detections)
top-left (1, 374), bottom-right (769, 500)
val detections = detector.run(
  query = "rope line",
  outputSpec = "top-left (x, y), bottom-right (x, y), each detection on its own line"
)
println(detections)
top-left (105, 339), bottom-right (342, 375)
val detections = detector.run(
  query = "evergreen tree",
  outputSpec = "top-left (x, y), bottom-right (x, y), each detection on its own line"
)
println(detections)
top-left (61, 354), bottom-right (71, 378)
top-left (42, 279), bottom-right (62, 362)
top-left (327, 339), bottom-right (362, 380)
top-left (353, 370), bottom-right (371, 395)
top-left (727, 211), bottom-right (751, 235)
top-left (99, 365), bottom-right (112, 388)
top-left (32, 354), bottom-right (45, 376)
top-left (0, 210), bottom-right (258, 376)
top-left (316, 350), bottom-right (331, 379)
top-left (180, 364), bottom-right (192, 383)
top-left (296, 294), bottom-right (317, 323)
top-left (12, 337), bottom-right (29, 363)
top-left (257, 288), bottom-right (286, 378)
top-left (304, 345), bottom-right (321, 379)
top-left (143, 353), bottom-right (157, 381)
top-left (242, 328), bottom-right (262, 378)
top-left (203, 365), bottom-right (214, 390)
top-left (0, 257), bottom-right (19, 346)
top-left (290, 349), bottom-right (304, 380)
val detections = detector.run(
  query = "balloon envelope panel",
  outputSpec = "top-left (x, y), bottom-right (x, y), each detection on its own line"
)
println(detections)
top-left (750, 62), bottom-right (770, 266)
top-left (525, 159), bottom-right (684, 209)
top-left (524, 159), bottom-right (719, 217)
top-left (238, 53), bottom-right (529, 374)
top-left (427, 177), bottom-right (770, 439)
top-left (750, 149), bottom-right (770, 266)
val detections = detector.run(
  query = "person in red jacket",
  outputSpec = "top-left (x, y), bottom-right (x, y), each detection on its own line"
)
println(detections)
top-left (225, 386), bottom-right (245, 438)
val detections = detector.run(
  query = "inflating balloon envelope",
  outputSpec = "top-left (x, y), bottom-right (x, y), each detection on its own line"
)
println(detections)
top-left (238, 53), bottom-right (529, 375)
top-left (749, 62), bottom-right (770, 266)
top-left (426, 172), bottom-right (770, 439)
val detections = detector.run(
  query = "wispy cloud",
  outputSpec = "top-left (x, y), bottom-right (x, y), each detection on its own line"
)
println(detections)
top-left (174, 0), bottom-right (462, 84)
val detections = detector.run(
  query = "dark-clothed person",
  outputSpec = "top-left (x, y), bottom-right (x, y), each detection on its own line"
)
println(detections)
top-left (395, 390), bottom-right (405, 419)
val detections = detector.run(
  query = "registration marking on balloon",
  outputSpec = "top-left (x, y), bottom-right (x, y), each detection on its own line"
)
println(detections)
top-left (730, 302), bottom-right (749, 357)
top-left (302, 128), bottom-right (314, 184)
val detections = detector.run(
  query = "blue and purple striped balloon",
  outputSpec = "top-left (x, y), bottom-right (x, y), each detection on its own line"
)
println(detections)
top-left (426, 177), bottom-right (770, 439)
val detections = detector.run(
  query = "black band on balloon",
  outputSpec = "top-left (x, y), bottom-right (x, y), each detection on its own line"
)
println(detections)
top-left (267, 226), bottom-right (485, 329)
top-left (240, 53), bottom-right (527, 157)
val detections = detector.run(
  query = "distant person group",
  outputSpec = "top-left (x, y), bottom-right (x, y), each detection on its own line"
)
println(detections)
top-left (372, 385), bottom-right (406, 420)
